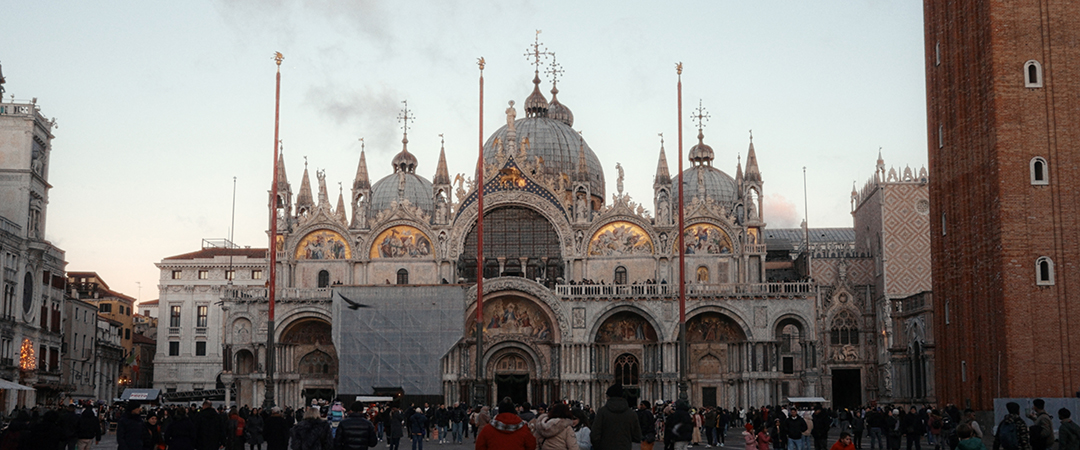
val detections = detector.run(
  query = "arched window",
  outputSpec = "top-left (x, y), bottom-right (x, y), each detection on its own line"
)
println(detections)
top-left (298, 351), bottom-right (334, 375)
top-left (396, 269), bottom-right (409, 285)
top-left (613, 266), bottom-right (628, 285)
top-left (830, 310), bottom-right (860, 345)
top-left (696, 266), bottom-right (709, 283)
top-left (614, 353), bottom-right (639, 386)
top-left (1025, 60), bottom-right (1043, 88)
top-left (317, 270), bottom-right (330, 288)
top-left (1036, 257), bottom-right (1054, 285)
top-left (1030, 157), bottom-right (1049, 185)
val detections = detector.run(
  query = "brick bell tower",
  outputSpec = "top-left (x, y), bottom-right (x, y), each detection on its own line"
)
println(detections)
top-left (925, 0), bottom-right (1080, 410)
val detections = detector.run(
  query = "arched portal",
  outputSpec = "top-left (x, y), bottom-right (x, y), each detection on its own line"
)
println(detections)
top-left (233, 349), bottom-right (256, 406)
top-left (281, 318), bottom-right (337, 404)
top-left (458, 206), bottom-right (564, 284)
top-left (686, 311), bottom-right (749, 408)
top-left (491, 352), bottom-right (531, 405)
top-left (594, 311), bottom-right (658, 402)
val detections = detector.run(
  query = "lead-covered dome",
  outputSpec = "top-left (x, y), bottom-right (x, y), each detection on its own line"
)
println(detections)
top-left (370, 144), bottom-right (435, 219)
top-left (673, 165), bottom-right (739, 206)
top-left (483, 117), bottom-right (604, 200)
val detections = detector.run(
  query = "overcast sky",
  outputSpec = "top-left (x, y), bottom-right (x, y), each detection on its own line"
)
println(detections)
top-left (4, 1), bottom-right (927, 304)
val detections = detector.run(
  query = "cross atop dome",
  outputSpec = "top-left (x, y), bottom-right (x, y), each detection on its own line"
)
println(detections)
top-left (397, 100), bottom-right (414, 136)
top-left (547, 53), bottom-right (564, 87)
top-left (524, 29), bottom-right (552, 74)
top-left (692, 99), bottom-right (710, 131)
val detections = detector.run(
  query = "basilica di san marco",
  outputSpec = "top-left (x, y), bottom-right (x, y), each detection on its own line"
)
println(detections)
top-left (217, 47), bottom-right (933, 412)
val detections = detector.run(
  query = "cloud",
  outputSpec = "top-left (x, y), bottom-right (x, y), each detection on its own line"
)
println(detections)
top-left (764, 193), bottom-right (801, 228)
top-left (305, 82), bottom-right (403, 154)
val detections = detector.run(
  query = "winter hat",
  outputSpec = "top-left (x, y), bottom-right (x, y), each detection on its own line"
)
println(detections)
top-left (605, 384), bottom-right (623, 398)
top-left (745, 423), bottom-right (754, 432)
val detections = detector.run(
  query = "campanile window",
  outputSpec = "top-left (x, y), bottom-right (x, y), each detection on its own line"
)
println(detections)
top-left (1030, 157), bottom-right (1048, 185)
top-left (1025, 60), bottom-right (1043, 88)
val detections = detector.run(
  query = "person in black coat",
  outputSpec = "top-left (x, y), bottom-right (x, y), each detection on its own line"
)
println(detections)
top-left (385, 408), bottom-right (405, 450)
top-left (664, 400), bottom-right (694, 447)
top-left (291, 407), bottom-right (332, 450)
top-left (333, 402), bottom-right (378, 450)
top-left (902, 407), bottom-right (925, 450)
top-left (76, 407), bottom-right (103, 447)
top-left (165, 407), bottom-right (198, 450)
top-left (116, 404), bottom-right (145, 450)
top-left (263, 407), bottom-right (291, 450)
top-left (57, 404), bottom-right (79, 450)
top-left (193, 401), bottom-right (226, 450)
top-left (812, 407), bottom-right (832, 450)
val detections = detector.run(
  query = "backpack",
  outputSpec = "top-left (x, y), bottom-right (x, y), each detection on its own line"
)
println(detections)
top-left (997, 420), bottom-right (1020, 450)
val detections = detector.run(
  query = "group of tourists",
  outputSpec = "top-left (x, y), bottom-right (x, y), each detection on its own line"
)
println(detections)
top-left (3, 393), bottom-right (1080, 450)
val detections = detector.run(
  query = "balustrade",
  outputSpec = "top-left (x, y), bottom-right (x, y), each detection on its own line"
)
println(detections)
top-left (554, 282), bottom-right (813, 300)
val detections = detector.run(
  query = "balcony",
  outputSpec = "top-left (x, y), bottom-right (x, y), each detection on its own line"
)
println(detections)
top-left (222, 287), bottom-right (333, 302)
top-left (554, 282), bottom-right (814, 300)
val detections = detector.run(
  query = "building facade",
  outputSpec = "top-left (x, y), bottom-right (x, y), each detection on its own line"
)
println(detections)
top-left (208, 59), bottom-right (935, 409)
top-left (0, 93), bottom-right (67, 408)
top-left (925, 0), bottom-right (1080, 409)
top-left (62, 298), bottom-right (98, 401)
top-left (67, 272), bottom-right (137, 386)
top-left (153, 243), bottom-right (267, 399)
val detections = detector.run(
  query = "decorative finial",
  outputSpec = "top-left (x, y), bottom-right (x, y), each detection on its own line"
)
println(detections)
top-left (439, 133), bottom-right (445, 149)
top-left (279, 139), bottom-right (284, 153)
top-left (676, 62), bottom-right (683, 76)
top-left (658, 132), bottom-right (665, 148)
top-left (303, 155), bottom-right (308, 168)
top-left (524, 29), bottom-right (551, 74)
top-left (339, 182), bottom-right (343, 194)
top-left (477, 57), bottom-right (485, 72)
top-left (547, 52), bottom-right (564, 89)
top-left (692, 99), bottom-right (710, 131)
top-left (397, 100), bottom-right (414, 139)
top-left (358, 137), bottom-right (364, 152)
top-left (273, 52), bottom-right (284, 68)
top-left (749, 129), bottom-right (753, 142)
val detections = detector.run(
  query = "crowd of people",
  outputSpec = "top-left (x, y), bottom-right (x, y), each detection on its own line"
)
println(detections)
top-left (0, 394), bottom-right (1077, 450)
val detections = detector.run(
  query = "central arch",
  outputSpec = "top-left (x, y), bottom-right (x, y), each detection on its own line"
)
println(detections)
top-left (458, 206), bottom-right (564, 283)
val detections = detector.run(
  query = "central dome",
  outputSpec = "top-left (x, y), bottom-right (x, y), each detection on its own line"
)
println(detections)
top-left (673, 165), bottom-right (739, 207)
top-left (483, 117), bottom-right (605, 200)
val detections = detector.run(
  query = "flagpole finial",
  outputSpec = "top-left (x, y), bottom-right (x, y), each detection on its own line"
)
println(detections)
top-left (274, 52), bottom-right (284, 67)
top-left (477, 57), bottom-right (485, 72)
top-left (676, 62), bottom-right (683, 76)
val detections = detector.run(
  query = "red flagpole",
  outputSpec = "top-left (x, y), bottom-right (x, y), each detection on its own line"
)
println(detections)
top-left (676, 62), bottom-right (688, 401)
top-left (265, 52), bottom-right (283, 409)
top-left (474, 57), bottom-right (486, 406)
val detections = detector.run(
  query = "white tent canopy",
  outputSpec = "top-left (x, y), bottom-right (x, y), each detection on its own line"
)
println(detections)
top-left (0, 378), bottom-right (34, 391)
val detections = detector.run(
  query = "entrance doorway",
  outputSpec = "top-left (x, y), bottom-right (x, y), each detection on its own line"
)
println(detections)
top-left (831, 369), bottom-right (861, 409)
top-left (495, 373), bottom-right (529, 404)
top-left (302, 388), bottom-right (335, 406)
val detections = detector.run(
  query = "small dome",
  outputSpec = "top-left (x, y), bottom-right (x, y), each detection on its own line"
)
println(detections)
top-left (688, 130), bottom-right (714, 165)
top-left (369, 172), bottom-right (435, 219)
top-left (524, 73), bottom-right (549, 118)
top-left (391, 144), bottom-right (418, 173)
top-left (673, 165), bottom-right (739, 206)
top-left (547, 87), bottom-right (574, 127)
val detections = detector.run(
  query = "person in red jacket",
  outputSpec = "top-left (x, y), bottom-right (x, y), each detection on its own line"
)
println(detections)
top-left (475, 397), bottom-right (536, 450)
top-left (831, 432), bottom-right (856, 450)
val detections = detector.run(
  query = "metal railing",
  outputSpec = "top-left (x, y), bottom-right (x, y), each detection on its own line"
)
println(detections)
top-left (223, 287), bottom-right (333, 301)
top-left (554, 281), bottom-right (814, 300)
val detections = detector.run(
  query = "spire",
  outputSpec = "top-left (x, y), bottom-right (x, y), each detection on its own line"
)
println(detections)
top-left (296, 157), bottom-right (314, 213)
top-left (276, 148), bottom-right (289, 189)
top-left (735, 154), bottom-right (744, 193)
top-left (353, 140), bottom-right (370, 191)
top-left (575, 131), bottom-right (589, 182)
top-left (433, 134), bottom-right (451, 185)
top-left (744, 130), bottom-right (761, 182)
top-left (654, 133), bottom-right (671, 186)
top-left (336, 184), bottom-right (348, 224)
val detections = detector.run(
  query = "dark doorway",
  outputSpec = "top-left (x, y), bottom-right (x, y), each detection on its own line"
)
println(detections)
top-left (495, 373), bottom-right (529, 405)
top-left (302, 388), bottom-right (335, 405)
top-left (831, 369), bottom-right (861, 409)
top-left (702, 387), bottom-right (717, 407)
